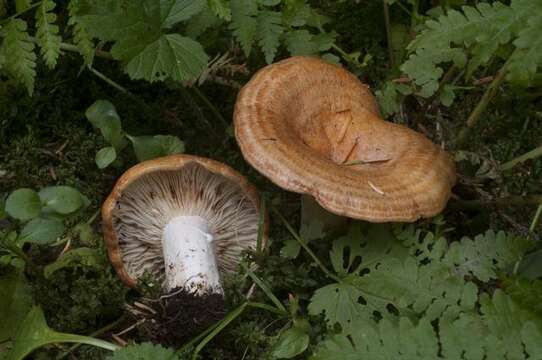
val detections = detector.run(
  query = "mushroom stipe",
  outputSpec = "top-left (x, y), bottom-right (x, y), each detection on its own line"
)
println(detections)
top-left (102, 155), bottom-right (267, 339)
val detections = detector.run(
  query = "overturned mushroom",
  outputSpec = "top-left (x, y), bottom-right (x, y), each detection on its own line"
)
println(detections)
top-left (234, 56), bottom-right (456, 223)
top-left (102, 155), bottom-right (265, 339)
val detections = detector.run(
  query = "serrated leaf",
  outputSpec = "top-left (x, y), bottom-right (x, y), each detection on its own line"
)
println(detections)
top-left (0, 19), bottom-right (37, 95)
top-left (230, 0), bottom-right (258, 56)
top-left (257, 10), bottom-right (283, 64)
top-left (20, 217), bottom-right (64, 244)
top-left (508, 14), bottom-right (542, 85)
top-left (107, 342), bottom-right (177, 360)
top-left (285, 30), bottom-right (318, 56)
top-left (187, 3), bottom-right (223, 38)
top-left (85, 100), bottom-right (124, 149)
top-left (282, 0), bottom-right (311, 27)
top-left (95, 146), bottom-right (117, 169)
top-left (35, 0), bottom-right (61, 69)
top-left (5, 189), bottom-right (41, 221)
top-left (68, 0), bottom-right (96, 65)
top-left (271, 327), bottom-right (309, 359)
top-left (208, 0), bottom-right (231, 21)
top-left (77, 0), bottom-right (208, 82)
top-left (280, 238), bottom-right (300, 259)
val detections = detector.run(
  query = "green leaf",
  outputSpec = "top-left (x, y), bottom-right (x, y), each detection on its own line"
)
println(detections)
top-left (15, 0), bottom-right (31, 12)
top-left (77, 0), bottom-right (208, 82)
top-left (0, 269), bottom-right (33, 343)
top-left (44, 247), bottom-right (104, 278)
top-left (280, 238), bottom-right (300, 259)
top-left (285, 30), bottom-right (318, 56)
top-left (68, 0), bottom-right (96, 65)
top-left (0, 19), bottom-right (37, 95)
top-left (508, 13), bottom-right (542, 85)
top-left (85, 100), bottom-right (124, 149)
top-left (20, 217), bottom-right (64, 244)
top-left (259, 0), bottom-right (281, 5)
top-left (439, 84), bottom-right (456, 106)
top-left (207, 0), bottom-right (231, 21)
top-left (38, 186), bottom-right (86, 215)
top-left (35, 0), bottom-right (61, 69)
top-left (5, 306), bottom-right (118, 360)
top-left (271, 327), bottom-right (309, 359)
top-left (257, 10), bottom-right (283, 64)
top-left (107, 342), bottom-right (177, 360)
top-left (95, 147), bottom-right (117, 169)
top-left (5, 189), bottom-right (41, 221)
top-left (128, 135), bottom-right (185, 162)
top-left (230, 0), bottom-right (258, 56)
top-left (282, 0), bottom-right (311, 27)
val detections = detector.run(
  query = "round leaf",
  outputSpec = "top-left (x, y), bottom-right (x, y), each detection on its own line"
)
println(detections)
top-left (5, 189), bottom-right (41, 221)
top-left (95, 146), bottom-right (117, 169)
top-left (20, 218), bottom-right (64, 244)
top-left (272, 327), bottom-right (309, 359)
top-left (38, 186), bottom-right (84, 214)
top-left (85, 100), bottom-right (124, 148)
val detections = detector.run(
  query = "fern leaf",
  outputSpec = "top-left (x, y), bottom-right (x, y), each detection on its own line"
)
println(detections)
top-left (0, 19), bottom-right (37, 95)
top-left (208, 0), bottom-right (231, 21)
top-left (508, 14), bottom-right (542, 85)
top-left (35, 0), bottom-right (61, 69)
top-left (229, 0), bottom-right (257, 56)
top-left (68, 0), bottom-right (95, 65)
top-left (257, 10), bottom-right (283, 64)
top-left (285, 30), bottom-right (318, 56)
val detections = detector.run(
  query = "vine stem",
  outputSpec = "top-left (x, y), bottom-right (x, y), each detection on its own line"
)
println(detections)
top-left (500, 144), bottom-right (542, 171)
top-left (530, 205), bottom-right (542, 232)
top-left (456, 54), bottom-right (514, 148)
top-left (0, 1), bottom-right (43, 25)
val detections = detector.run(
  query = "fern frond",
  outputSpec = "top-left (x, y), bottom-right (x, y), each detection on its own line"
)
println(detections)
top-left (257, 10), bottom-right (283, 64)
top-left (0, 19), bottom-right (37, 95)
top-left (35, 0), bottom-right (61, 69)
top-left (229, 0), bottom-right (258, 56)
top-left (68, 0), bottom-right (95, 65)
top-left (508, 13), bottom-right (542, 85)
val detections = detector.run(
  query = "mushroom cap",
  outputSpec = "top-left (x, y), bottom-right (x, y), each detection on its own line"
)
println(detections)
top-left (234, 56), bottom-right (456, 222)
top-left (102, 155), bottom-right (267, 288)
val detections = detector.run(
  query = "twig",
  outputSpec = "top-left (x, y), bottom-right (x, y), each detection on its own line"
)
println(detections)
top-left (500, 144), bottom-right (542, 171)
top-left (87, 67), bottom-right (133, 96)
top-left (456, 55), bottom-right (514, 147)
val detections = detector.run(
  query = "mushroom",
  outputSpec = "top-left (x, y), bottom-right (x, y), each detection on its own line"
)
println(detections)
top-left (102, 155), bottom-right (265, 337)
top-left (234, 56), bottom-right (456, 224)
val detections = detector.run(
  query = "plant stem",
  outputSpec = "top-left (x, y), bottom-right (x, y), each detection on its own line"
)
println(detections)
top-left (88, 67), bottom-right (133, 96)
top-left (500, 144), bottom-right (542, 171)
top-left (453, 196), bottom-right (542, 209)
top-left (456, 56), bottom-right (513, 148)
top-left (1, 1), bottom-right (43, 25)
top-left (241, 263), bottom-right (286, 314)
top-left (191, 87), bottom-right (228, 127)
top-left (530, 205), bottom-right (542, 232)
top-left (382, 0), bottom-right (395, 68)
top-left (57, 316), bottom-right (125, 360)
top-left (272, 207), bottom-right (342, 283)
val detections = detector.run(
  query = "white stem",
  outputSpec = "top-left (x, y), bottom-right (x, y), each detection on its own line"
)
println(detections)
top-left (162, 216), bottom-right (223, 296)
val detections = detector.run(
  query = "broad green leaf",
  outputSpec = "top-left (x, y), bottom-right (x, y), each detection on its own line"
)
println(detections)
top-left (95, 146), bottom-right (117, 169)
top-left (0, 19), bottom-right (36, 95)
top-left (78, 0), bottom-right (208, 82)
top-left (128, 135), bottom-right (185, 162)
top-left (5, 306), bottom-right (118, 360)
top-left (38, 186), bottom-right (85, 214)
top-left (5, 189), bottom-right (41, 221)
top-left (280, 239), bottom-right (300, 259)
top-left (0, 269), bottom-right (32, 343)
top-left (113, 33), bottom-right (208, 82)
top-left (20, 218), bottom-right (64, 244)
top-left (230, 0), bottom-right (258, 56)
top-left (44, 247), bottom-right (104, 278)
top-left (271, 327), bottom-right (309, 359)
top-left (107, 342), bottom-right (177, 360)
top-left (35, 0), bottom-right (61, 69)
top-left (85, 100), bottom-right (124, 148)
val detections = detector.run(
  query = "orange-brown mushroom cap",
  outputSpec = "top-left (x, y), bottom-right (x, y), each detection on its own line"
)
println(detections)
top-left (234, 56), bottom-right (456, 222)
top-left (102, 155), bottom-right (267, 288)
